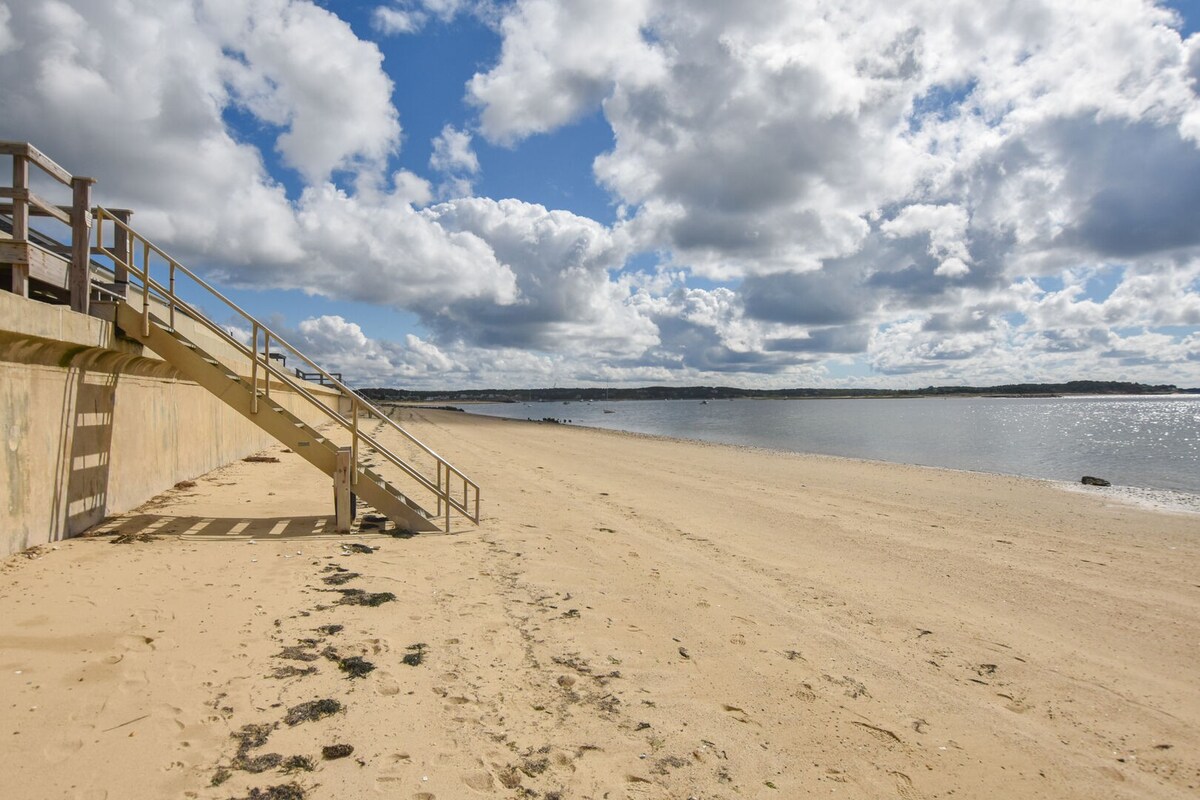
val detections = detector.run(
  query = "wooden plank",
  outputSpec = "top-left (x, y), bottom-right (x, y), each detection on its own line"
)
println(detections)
top-left (0, 202), bottom-right (73, 218)
top-left (0, 142), bottom-right (75, 186)
top-left (5, 150), bottom-right (27, 299)
top-left (335, 448), bottom-right (352, 533)
top-left (28, 244), bottom-right (70, 288)
top-left (27, 190), bottom-right (71, 225)
top-left (11, 155), bottom-right (28, 240)
top-left (0, 241), bottom-right (70, 287)
top-left (69, 177), bottom-right (93, 313)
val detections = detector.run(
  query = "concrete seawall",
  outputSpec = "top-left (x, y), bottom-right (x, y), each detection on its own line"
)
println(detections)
top-left (0, 291), bottom-right (340, 556)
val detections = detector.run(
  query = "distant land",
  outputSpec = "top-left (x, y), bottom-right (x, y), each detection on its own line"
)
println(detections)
top-left (361, 381), bottom-right (1199, 404)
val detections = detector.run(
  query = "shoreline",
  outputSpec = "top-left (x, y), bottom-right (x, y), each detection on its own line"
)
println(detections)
top-left (458, 406), bottom-right (1200, 513)
top-left (2, 408), bottom-right (1198, 799)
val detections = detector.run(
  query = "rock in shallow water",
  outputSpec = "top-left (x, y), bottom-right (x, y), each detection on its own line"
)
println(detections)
top-left (1081, 476), bottom-right (1111, 486)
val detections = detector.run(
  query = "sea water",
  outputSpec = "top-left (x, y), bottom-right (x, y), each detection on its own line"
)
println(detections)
top-left (466, 395), bottom-right (1200, 497)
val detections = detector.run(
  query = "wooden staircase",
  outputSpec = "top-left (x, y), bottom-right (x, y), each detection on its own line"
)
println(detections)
top-left (92, 208), bottom-right (479, 533)
top-left (114, 303), bottom-right (441, 532)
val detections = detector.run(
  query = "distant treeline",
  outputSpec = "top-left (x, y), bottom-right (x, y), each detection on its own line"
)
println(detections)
top-left (360, 380), bottom-right (1195, 404)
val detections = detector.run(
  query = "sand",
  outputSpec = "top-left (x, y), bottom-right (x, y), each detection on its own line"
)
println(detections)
top-left (1, 407), bottom-right (1198, 800)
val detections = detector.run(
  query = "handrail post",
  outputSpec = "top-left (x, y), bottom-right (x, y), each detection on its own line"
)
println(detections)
top-left (9, 153), bottom-right (28, 296)
top-left (444, 470), bottom-right (451, 532)
top-left (350, 396), bottom-right (359, 485)
top-left (141, 240), bottom-right (150, 337)
top-left (436, 462), bottom-right (443, 517)
top-left (263, 332), bottom-right (271, 404)
top-left (111, 209), bottom-right (132, 298)
top-left (250, 323), bottom-right (259, 414)
top-left (69, 177), bottom-right (94, 313)
top-left (168, 261), bottom-right (176, 329)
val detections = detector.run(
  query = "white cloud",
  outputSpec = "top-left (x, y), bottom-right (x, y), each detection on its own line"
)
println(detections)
top-left (372, 6), bottom-right (423, 35)
top-left (208, 0), bottom-right (400, 185)
top-left (429, 124), bottom-right (479, 174)
top-left (372, 0), bottom-right (481, 36)
top-left (468, 0), bottom-right (666, 145)
top-left (4, 0), bottom-right (1200, 387)
top-left (429, 124), bottom-right (479, 197)
top-left (0, 4), bottom-right (15, 54)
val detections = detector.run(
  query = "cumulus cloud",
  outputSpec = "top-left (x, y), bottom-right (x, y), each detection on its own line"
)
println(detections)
top-left (0, 0), bottom-right (512, 308)
top-left (429, 124), bottom-right (480, 197)
top-left (5, 0), bottom-right (1200, 387)
top-left (372, 0), bottom-right (486, 36)
top-left (0, 4), bottom-right (14, 54)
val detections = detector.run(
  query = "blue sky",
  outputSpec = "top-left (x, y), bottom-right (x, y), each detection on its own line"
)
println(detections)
top-left (3, 0), bottom-right (1200, 388)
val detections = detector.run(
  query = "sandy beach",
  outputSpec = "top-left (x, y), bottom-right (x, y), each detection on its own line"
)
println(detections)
top-left (1, 407), bottom-right (1198, 800)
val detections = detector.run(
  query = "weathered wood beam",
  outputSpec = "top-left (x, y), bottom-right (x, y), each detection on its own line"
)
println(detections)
top-left (9, 154), bottom-right (28, 296)
top-left (69, 177), bottom-right (94, 313)
top-left (0, 141), bottom-right (74, 186)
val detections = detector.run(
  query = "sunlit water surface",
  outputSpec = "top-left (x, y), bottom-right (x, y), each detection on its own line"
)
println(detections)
top-left (466, 395), bottom-right (1200, 495)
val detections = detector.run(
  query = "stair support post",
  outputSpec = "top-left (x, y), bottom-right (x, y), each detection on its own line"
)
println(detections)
top-left (140, 240), bottom-right (150, 337)
top-left (263, 332), bottom-right (271, 405)
top-left (251, 322), bottom-right (259, 414)
top-left (334, 447), bottom-right (352, 533)
top-left (9, 153), bottom-right (29, 296)
top-left (351, 396), bottom-right (359, 485)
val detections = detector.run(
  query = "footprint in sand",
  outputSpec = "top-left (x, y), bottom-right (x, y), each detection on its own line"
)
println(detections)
top-left (462, 771), bottom-right (495, 791)
top-left (375, 674), bottom-right (401, 696)
top-left (892, 770), bottom-right (925, 799)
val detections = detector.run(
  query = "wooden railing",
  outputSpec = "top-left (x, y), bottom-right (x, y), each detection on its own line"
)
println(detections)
top-left (0, 142), bottom-right (94, 311)
top-left (91, 207), bottom-right (481, 531)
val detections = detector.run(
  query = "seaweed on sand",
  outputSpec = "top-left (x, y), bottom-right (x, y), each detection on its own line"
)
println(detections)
top-left (236, 784), bottom-right (307, 800)
top-left (332, 588), bottom-right (396, 607)
top-left (401, 643), bottom-right (427, 667)
top-left (321, 744), bottom-right (354, 760)
top-left (235, 753), bottom-right (284, 773)
top-left (281, 755), bottom-right (315, 772)
top-left (269, 665), bottom-right (318, 679)
top-left (231, 722), bottom-right (276, 753)
top-left (321, 571), bottom-right (360, 586)
top-left (276, 645), bottom-right (321, 662)
top-left (284, 698), bottom-right (343, 726)
top-left (337, 655), bottom-right (376, 678)
top-left (110, 531), bottom-right (158, 544)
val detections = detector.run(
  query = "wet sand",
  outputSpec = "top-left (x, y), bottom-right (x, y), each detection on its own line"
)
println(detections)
top-left (1, 408), bottom-right (1197, 799)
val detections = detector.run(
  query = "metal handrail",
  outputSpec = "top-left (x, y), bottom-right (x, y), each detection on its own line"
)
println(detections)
top-left (91, 206), bottom-right (480, 528)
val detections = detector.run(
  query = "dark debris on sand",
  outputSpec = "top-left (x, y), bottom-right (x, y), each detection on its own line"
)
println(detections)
top-left (332, 588), bottom-right (396, 607)
top-left (341, 543), bottom-right (377, 554)
top-left (315, 624), bottom-right (344, 636)
top-left (281, 755), bottom-right (315, 773)
top-left (276, 645), bottom-right (320, 662)
top-left (322, 743), bottom-right (354, 760)
top-left (321, 571), bottom-right (360, 586)
top-left (231, 722), bottom-right (276, 753)
top-left (235, 784), bottom-right (307, 800)
top-left (401, 643), bottom-right (427, 667)
top-left (284, 698), bottom-right (343, 726)
top-left (269, 665), bottom-right (318, 679)
top-left (337, 655), bottom-right (376, 678)
top-left (235, 753), bottom-right (284, 773)
top-left (110, 531), bottom-right (159, 544)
